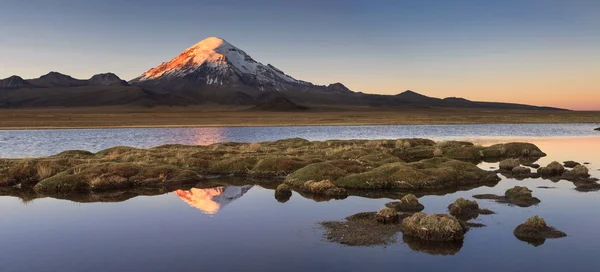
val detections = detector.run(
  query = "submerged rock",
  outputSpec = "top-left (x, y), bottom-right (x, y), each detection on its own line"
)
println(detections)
top-left (385, 194), bottom-right (425, 212)
top-left (300, 180), bottom-right (348, 198)
top-left (401, 213), bottom-right (467, 242)
top-left (473, 186), bottom-right (540, 207)
top-left (321, 212), bottom-right (404, 246)
top-left (514, 216), bottom-right (566, 246)
top-left (274, 184), bottom-right (292, 202)
top-left (447, 198), bottom-right (494, 221)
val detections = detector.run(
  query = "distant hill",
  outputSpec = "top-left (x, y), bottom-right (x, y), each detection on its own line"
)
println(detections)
top-left (250, 97), bottom-right (308, 111)
top-left (0, 37), bottom-right (566, 111)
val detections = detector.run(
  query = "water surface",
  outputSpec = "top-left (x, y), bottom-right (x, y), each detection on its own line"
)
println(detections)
top-left (1, 124), bottom-right (599, 271)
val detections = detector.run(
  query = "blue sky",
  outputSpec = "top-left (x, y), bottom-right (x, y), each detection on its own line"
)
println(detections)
top-left (1, 0), bottom-right (599, 109)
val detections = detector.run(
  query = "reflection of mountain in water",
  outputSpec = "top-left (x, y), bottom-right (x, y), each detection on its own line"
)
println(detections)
top-left (175, 185), bottom-right (253, 214)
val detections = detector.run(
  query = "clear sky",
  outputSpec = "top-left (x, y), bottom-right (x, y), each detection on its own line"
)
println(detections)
top-left (1, 0), bottom-right (599, 110)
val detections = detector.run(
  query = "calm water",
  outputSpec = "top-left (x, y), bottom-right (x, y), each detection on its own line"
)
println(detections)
top-left (1, 124), bottom-right (600, 271)
top-left (0, 123), bottom-right (598, 158)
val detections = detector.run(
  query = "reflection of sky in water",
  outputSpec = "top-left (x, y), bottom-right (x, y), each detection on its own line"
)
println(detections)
top-left (0, 130), bottom-right (600, 270)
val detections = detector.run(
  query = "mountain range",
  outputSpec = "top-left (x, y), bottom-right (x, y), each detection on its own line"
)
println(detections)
top-left (0, 37), bottom-right (563, 110)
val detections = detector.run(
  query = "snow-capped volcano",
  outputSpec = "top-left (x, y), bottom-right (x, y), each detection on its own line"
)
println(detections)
top-left (131, 37), bottom-right (311, 92)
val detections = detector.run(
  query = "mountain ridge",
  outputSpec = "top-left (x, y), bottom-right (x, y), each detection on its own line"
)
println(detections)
top-left (0, 37), bottom-right (566, 111)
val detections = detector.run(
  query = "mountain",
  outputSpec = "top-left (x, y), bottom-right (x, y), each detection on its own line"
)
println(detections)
top-left (88, 73), bottom-right (129, 86)
top-left (0, 76), bottom-right (35, 89)
top-left (0, 72), bottom-right (131, 90)
top-left (130, 37), bottom-right (321, 93)
top-left (0, 37), bottom-right (565, 110)
top-left (27, 72), bottom-right (88, 88)
top-left (326, 83), bottom-right (354, 93)
top-left (0, 73), bottom-right (160, 108)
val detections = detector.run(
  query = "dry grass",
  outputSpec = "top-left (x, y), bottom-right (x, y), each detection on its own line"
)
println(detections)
top-left (35, 163), bottom-right (55, 179)
top-left (0, 106), bottom-right (599, 129)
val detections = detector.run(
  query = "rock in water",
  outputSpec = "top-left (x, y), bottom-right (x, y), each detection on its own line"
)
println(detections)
top-left (447, 198), bottom-right (493, 221)
top-left (514, 216), bottom-right (566, 246)
top-left (473, 186), bottom-right (540, 207)
top-left (499, 159), bottom-right (521, 171)
top-left (385, 194), bottom-right (425, 212)
top-left (401, 213), bottom-right (467, 242)
top-left (376, 207), bottom-right (399, 224)
top-left (537, 161), bottom-right (565, 176)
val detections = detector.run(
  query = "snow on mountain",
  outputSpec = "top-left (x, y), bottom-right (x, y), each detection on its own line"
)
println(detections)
top-left (130, 37), bottom-right (313, 91)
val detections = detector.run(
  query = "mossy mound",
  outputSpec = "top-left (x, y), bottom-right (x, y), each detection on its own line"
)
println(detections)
top-left (335, 157), bottom-right (500, 191)
top-left (274, 184), bottom-right (292, 202)
top-left (208, 157), bottom-right (259, 175)
top-left (511, 166), bottom-right (531, 175)
top-left (537, 161), bottom-right (566, 177)
top-left (442, 146), bottom-right (482, 161)
top-left (447, 198), bottom-right (493, 221)
top-left (284, 162), bottom-right (348, 187)
top-left (357, 153), bottom-right (403, 166)
top-left (252, 156), bottom-right (310, 176)
top-left (376, 207), bottom-right (399, 224)
top-left (34, 163), bottom-right (202, 193)
top-left (328, 148), bottom-right (379, 160)
top-left (321, 212), bottom-right (404, 246)
top-left (291, 180), bottom-right (348, 199)
top-left (393, 146), bottom-right (436, 162)
top-left (0, 159), bottom-right (84, 187)
top-left (507, 166), bottom-right (540, 179)
top-left (401, 213), bottom-right (467, 242)
top-left (563, 165), bottom-right (590, 179)
top-left (385, 194), bottom-right (425, 212)
top-left (499, 159), bottom-right (521, 171)
top-left (481, 142), bottom-right (546, 159)
top-left (514, 216), bottom-right (566, 246)
top-left (474, 186), bottom-right (540, 207)
top-left (0, 138), bottom-right (545, 196)
top-left (53, 150), bottom-right (94, 158)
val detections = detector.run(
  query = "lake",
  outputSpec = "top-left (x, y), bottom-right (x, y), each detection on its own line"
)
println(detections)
top-left (1, 124), bottom-right (599, 271)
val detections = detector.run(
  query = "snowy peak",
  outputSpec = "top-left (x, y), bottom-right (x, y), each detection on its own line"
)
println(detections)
top-left (131, 37), bottom-right (306, 91)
